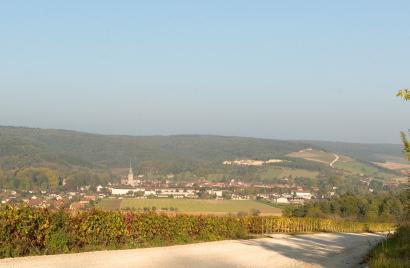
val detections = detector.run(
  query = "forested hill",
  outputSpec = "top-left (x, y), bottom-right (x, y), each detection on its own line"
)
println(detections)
top-left (0, 126), bottom-right (308, 169)
top-left (0, 126), bottom-right (405, 190)
top-left (0, 126), bottom-right (403, 169)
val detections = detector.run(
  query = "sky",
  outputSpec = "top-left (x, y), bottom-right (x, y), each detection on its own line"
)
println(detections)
top-left (0, 1), bottom-right (409, 143)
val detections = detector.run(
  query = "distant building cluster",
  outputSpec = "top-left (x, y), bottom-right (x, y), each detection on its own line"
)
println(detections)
top-left (223, 159), bottom-right (283, 166)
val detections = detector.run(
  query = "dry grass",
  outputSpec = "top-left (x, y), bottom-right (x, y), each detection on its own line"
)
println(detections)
top-left (98, 198), bottom-right (282, 216)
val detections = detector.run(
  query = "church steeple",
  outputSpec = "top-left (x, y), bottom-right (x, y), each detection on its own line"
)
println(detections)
top-left (128, 160), bottom-right (134, 184)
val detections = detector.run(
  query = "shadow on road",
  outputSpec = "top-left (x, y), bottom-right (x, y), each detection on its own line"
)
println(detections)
top-left (240, 233), bottom-right (384, 267)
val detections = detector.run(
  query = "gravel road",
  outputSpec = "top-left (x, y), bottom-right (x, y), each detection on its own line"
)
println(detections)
top-left (330, 153), bottom-right (340, 168)
top-left (0, 233), bottom-right (385, 268)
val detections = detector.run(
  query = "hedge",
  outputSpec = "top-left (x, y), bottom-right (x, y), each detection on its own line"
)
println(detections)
top-left (0, 206), bottom-right (395, 258)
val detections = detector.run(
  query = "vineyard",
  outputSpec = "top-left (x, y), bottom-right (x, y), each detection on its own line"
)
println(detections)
top-left (0, 206), bottom-right (395, 259)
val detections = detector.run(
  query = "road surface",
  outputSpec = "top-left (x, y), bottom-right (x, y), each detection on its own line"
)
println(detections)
top-left (0, 233), bottom-right (384, 268)
top-left (330, 153), bottom-right (340, 168)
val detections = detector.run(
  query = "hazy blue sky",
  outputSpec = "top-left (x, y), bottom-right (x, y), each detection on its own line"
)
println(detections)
top-left (1, 1), bottom-right (409, 143)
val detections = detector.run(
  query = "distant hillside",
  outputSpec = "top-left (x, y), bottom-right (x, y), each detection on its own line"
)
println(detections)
top-left (0, 126), bottom-right (308, 169)
top-left (0, 126), bottom-right (404, 169)
top-left (303, 140), bottom-right (404, 163)
top-left (0, 126), bottom-right (404, 190)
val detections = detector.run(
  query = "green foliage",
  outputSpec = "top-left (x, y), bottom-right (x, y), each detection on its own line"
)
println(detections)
top-left (45, 230), bottom-right (70, 254)
top-left (76, 209), bottom-right (126, 247)
top-left (0, 206), bottom-right (52, 257)
top-left (397, 89), bottom-right (410, 161)
top-left (400, 131), bottom-right (410, 161)
top-left (368, 225), bottom-right (410, 268)
top-left (396, 89), bottom-right (410, 101)
top-left (289, 193), bottom-right (406, 223)
top-left (0, 206), bottom-right (395, 258)
top-left (365, 90), bottom-right (410, 267)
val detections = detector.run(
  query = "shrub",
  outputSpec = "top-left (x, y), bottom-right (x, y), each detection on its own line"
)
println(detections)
top-left (0, 205), bottom-right (396, 259)
top-left (368, 225), bottom-right (410, 268)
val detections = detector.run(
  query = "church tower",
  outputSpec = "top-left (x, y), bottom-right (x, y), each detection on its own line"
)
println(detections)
top-left (127, 161), bottom-right (134, 186)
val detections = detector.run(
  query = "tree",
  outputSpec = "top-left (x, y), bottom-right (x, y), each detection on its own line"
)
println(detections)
top-left (397, 89), bottom-right (410, 222)
top-left (397, 89), bottom-right (410, 160)
top-left (396, 89), bottom-right (410, 100)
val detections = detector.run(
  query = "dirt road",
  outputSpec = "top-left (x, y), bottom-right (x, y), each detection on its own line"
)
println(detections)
top-left (330, 153), bottom-right (340, 168)
top-left (0, 233), bottom-right (384, 268)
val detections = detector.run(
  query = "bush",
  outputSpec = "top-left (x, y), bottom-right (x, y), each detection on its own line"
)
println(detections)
top-left (368, 225), bottom-right (410, 268)
top-left (0, 205), bottom-right (396, 258)
top-left (46, 230), bottom-right (70, 254)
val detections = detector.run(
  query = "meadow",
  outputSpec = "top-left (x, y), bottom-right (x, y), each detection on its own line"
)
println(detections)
top-left (288, 149), bottom-right (335, 164)
top-left (334, 161), bottom-right (394, 178)
top-left (98, 199), bottom-right (282, 215)
top-left (288, 148), bottom-right (395, 179)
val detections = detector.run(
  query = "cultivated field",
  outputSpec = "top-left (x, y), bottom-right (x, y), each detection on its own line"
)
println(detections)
top-left (288, 149), bottom-right (396, 178)
top-left (97, 199), bottom-right (282, 215)
top-left (334, 160), bottom-right (395, 178)
top-left (288, 149), bottom-right (336, 164)
top-left (373, 161), bottom-right (410, 170)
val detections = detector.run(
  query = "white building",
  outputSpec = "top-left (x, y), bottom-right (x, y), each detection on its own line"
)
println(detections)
top-left (96, 185), bottom-right (104, 192)
top-left (110, 188), bottom-right (145, 195)
top-left (156, 189), bottom-right (197, 198)
top-left (207, 189), bottom-right (223, 197)
top-left (273, 197), bottom-right (289, 204)
top-left (294, 192), bottom-right (312, 200)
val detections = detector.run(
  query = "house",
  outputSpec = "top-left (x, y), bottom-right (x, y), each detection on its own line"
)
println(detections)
top-left (207, 190), bottom-right (223, 197)
top-left (50, 199), bottom-right (65, 209)
top-left (289, 198), bottom-right (305, 205)
top-left (231, 194), bottom-right (250, 200)
top-left (83, 195), bottom-right (97, 201)
top-left (110, 188), bottom-right (145, 195)
top-left (69, 202), bottom-right (86, 210)
top-left (144, 190), bottom-right (156, 196)
top-left (96, 185), bottom-right (104, 192)
top-left (28, 198), bottom-right (46, 208)
top-left (294, 192), bottom-right (312, 200)
top-left (273, 197), bottom-right (289, 204)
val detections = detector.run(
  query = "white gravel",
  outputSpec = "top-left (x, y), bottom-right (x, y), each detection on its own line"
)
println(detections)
top-left (0, 232), bottom-right (385, 268)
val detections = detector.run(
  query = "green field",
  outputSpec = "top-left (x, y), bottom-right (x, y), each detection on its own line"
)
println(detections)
top-left (288, 149), bottom-right (335, 164)
top-left (97, 199), bottom-right (282, 215)
top-left (334, 160), bottom-right (393, 178)
top-left (98, 199), bottom-right (122, 210)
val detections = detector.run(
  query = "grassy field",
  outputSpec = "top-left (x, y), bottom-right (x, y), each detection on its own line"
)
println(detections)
top-left (334, 160), bottom-right (394, 178)
top-left (335, 161), bottom-right (378, 174)
top-left (288, 149), bottom-right (335, 164)
top-left (97, 199), bottom-right (122, 210)
top-left (288, 149), bottom-right (395, 179)
top-left (97, 198), bottom-right (282, 216)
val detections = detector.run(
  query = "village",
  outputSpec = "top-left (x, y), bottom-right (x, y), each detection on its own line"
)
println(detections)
top-left (0, 164), bottom-right (320, 210)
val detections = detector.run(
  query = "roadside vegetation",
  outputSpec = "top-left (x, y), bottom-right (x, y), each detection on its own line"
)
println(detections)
top-left (367, 225), bottom-right (410, 268)
top-left (0, 206), bottom-right (394, 259)
top-left (286, 192), bottom-right (406, 222)
top-left (366, 89), bottom-right (410, 267)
